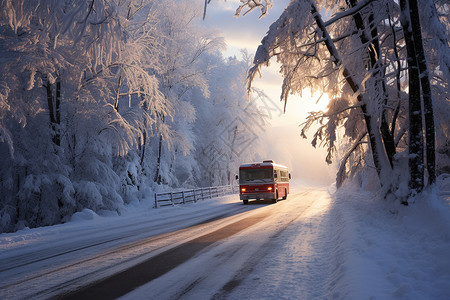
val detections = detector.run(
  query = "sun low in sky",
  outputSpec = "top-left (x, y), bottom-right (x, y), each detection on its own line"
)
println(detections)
top-left (203, 0), bottom-right (335, 186)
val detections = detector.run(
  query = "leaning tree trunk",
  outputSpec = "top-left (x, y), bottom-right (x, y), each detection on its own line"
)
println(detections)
top-left (400, 0), bottom-right (425, 195)
top-left (387, 16), bottom-right (403, 140)
top-left (310, 2), bottom-right (388, 182)
top-left (346, 0), bottom-right (396, 167)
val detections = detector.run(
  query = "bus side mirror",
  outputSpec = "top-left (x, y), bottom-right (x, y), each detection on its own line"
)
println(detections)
top-left (235, 175), bottom-right (239, 180)
top-left (289, 173), bottom-right (291, 179)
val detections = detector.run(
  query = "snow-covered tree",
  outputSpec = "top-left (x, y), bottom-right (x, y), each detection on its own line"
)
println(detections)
top-left (0, 0), bottom-right (269, 232)
top-left (193, 52), bottom-right (269, 187)
top-left (0, 0), bottom-right (168, 231)
top-left (147, 0), bottom-right (225, 186)
top-left (225, 0), bottom-right (449, 202)
top-left (0, 0), bottom-right (135, 230)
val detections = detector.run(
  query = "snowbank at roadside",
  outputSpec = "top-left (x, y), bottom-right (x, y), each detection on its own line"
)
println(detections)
top-left (334, 174), bottom-right (450, 299)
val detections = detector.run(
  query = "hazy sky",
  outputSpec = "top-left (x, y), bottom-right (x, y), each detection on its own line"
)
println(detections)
top-left (203, 0), bottom-right (335, 186)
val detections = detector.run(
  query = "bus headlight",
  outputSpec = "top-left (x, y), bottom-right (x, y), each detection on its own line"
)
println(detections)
top-left (241, 188), bottom-right (246, 192)
top-left (267, 187), bottom-right (273, 191)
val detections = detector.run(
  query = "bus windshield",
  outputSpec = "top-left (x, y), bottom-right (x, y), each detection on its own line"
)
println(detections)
top-left (239, 168), bottom-right (273, 182)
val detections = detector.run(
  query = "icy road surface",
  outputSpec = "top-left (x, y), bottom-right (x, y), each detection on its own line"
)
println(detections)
top-left (0, 187), bottom-right (336, 299)
top-left (119, 187), bottom-right (335, 300)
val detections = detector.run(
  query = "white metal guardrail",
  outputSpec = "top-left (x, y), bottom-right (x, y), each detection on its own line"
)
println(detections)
top-left (154, 185), bottom-right (239, 208)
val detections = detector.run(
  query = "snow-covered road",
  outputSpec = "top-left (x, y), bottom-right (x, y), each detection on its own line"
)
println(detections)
top-left (2, 182), bottom-right (450, 300)
top-left (0, 187), bottom-right (335, 299)
top-left (118, 188), bottom-right (333, 300)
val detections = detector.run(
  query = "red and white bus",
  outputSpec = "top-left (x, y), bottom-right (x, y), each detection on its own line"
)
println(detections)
top-left (237, 160), bottom-right (291, 204)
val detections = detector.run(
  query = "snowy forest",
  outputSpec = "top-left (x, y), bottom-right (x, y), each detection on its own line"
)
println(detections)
top-left (232, 1), bottom-right (449, 197)
top-left (0, 0), bottom-right (269, 232)
top-left (1, 0), bottom-right (449, 233)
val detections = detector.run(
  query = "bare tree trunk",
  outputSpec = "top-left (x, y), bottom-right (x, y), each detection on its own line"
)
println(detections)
top-left (154, 114), bottom-right (165, 184)
top-left (408, 0), bottom-right (436, 185)
top-left (139, 93), bottom-right (149, 171)
top-left (55, 76), bottom-right (61, 142)
top-left (114, 76), bottom-right (122, 112)
top-left (140, 129), bottom-right (147, 169)
top-left (45, 75), bottom-right (61, 148)
top-left (400, 0), bottom-right (424, 195)
top-left (154, 134), bottom-right (163, 184)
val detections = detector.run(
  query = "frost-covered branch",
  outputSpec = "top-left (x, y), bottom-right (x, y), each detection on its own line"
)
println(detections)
top-left (324, 0), bottom-right (374, 27)
top-left (336, 132), bottom-right (368, 188)
top-left (235, 0), bottom-right (273, 19)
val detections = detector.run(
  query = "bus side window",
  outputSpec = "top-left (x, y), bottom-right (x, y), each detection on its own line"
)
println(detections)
top-left (280, 170), bottom-right (289, 182)
top-left (273, 170), bottom-right (278, 181)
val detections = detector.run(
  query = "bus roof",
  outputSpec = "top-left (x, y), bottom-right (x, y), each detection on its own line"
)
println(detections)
top-left (239, 161), bottom-right (288, 170)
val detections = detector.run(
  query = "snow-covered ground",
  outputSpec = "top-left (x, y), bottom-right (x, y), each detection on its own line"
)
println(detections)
top-left (1, 176), bottom-right (449, 300)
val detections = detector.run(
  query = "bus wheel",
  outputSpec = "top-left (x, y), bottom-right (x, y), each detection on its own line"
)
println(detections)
top-left (243, 199), bottom-right (249, 205)
top-left (272, 191), bottom-right (278, 203)
top-left (282, 188), bottom-right (287, 200)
